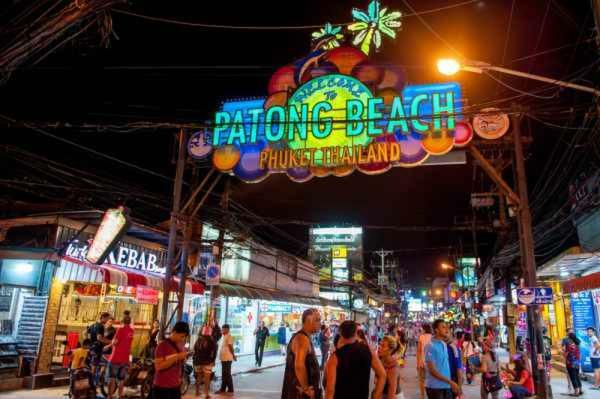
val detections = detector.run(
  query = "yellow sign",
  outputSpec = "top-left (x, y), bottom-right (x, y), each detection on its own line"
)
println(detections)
top-left (332, 246), bottom-right (347, 258)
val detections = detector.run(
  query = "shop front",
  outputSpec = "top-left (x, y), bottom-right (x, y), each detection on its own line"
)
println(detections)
top-left (0, 250), bottom-right (55, 378)
top-left (213, 283), bottom-right (345, 356)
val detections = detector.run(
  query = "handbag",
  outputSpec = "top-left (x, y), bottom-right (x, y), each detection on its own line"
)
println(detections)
top-left (483, 373), bottom-right (503, 393)
top-left (468, 354), bottom-right (481, 368)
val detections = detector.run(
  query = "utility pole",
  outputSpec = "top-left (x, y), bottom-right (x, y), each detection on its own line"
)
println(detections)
top-left (208, 177), bottom-right (230, 326)
top-left (374, 249), bottom-right (394, 289)
top-left (512, 105), bottom-right (550, 399)
top-left (160, 129), bottom-right (187, 338)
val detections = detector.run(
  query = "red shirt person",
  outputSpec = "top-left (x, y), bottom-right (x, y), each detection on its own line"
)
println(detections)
top-left (107, 311), bottom-right (134, 399)
top-left (152, 321), bottom-right (190, 399)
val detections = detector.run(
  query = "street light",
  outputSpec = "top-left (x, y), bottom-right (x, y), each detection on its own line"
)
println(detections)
top-left (441, 263), bottom-right (454, 270)
top-left (436, 58), bottom-right (600, 97)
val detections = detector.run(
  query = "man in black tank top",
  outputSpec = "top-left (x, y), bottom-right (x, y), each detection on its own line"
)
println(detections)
top-left (281, 308), bottom-right (322, 399)
top-left (324, 321), bottom-right (386, 399)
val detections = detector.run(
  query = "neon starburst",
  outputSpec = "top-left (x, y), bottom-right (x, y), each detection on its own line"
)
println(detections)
top-left (348, 0), bottom-right (402, 55)
top-left (311, 23), bottom-right (344, 50)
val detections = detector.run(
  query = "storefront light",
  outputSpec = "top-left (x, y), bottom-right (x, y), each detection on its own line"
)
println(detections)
top-left (16, 262), bottom-right (33, 274)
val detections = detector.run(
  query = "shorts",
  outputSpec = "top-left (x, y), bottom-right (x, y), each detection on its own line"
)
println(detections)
top-left (592, 357), bottom-right (600, 370)
top-left (194, 364), bottom-right (214, 374)
top-left (107, 362), bottom-right (129, 381)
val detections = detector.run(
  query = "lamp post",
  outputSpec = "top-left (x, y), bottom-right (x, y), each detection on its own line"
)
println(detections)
top-left (436, 60), bottom-right (555, 398)
top-left (436, 58), bottom-right (600, 97)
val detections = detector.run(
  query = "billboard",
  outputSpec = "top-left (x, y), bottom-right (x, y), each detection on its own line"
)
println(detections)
top-left (455, 257), bottom-right (478, 288)
top-left (309, 226), bottom-right (363, 282)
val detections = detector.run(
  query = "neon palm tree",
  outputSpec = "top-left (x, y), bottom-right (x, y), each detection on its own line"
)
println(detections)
top-left (348, 0), bottom-right (402, 55)
top-left (311, 23), bottom-right (344, 50)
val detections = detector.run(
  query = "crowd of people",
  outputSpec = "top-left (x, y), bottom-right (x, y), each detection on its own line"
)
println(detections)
top-left (66, 307), bottom-right (600, 399)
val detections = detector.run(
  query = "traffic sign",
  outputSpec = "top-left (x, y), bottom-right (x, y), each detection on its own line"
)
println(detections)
top-left (516, 287), bottom-right (553, 305)
top-left (206, 263), bottom-right (220, 286)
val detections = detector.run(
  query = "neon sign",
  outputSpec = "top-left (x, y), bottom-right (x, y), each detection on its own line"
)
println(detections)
top-left (199, 1), bottom-right (498, 183)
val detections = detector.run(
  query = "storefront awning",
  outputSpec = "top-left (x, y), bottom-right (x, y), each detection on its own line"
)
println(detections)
top-left (212, 283), bottom-right (331, 307)
top-left (562, 272), bottom-right (600, 294)
top-left (58, 257), bottom-right (204, 294)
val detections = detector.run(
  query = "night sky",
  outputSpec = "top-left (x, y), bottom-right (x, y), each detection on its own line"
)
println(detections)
top-left (1, 0), bottom-right (597, 284)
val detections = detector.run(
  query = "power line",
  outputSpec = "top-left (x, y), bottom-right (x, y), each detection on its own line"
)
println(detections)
top-left (112, 1), bottom-right (480, 31)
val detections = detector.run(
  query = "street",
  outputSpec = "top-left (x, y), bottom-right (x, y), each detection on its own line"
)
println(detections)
top-left (0, 353), bottom-right (596, 399)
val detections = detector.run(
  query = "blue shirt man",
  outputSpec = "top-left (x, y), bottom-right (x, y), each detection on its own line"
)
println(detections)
top-left (425, 319), bottom-right (459, 399)
top-left (425, 338), bottom-right (451, 389)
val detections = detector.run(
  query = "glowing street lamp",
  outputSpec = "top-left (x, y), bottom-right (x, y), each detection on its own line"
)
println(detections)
top-left (441, 263), bottom-right (454, 270)
top-left (436, 58), bottom-right (600, 96)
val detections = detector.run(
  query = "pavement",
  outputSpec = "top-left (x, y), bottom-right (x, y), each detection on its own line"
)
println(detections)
top-left (0, 348), bottom-right (598, 398)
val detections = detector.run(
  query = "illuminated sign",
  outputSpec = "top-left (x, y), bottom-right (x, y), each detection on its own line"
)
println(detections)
top-left (408, 298), bottom-right (422, 312)
top-left (136, 286), bottom-right (159, 304)
top-left (309, 226), bottom-right (363, 282)
top-left (86, 207), bottom-right (131, 265)
top-left (260, 302), bottom-right (293, 313)
top-left (212, 77), bottom-right (462, 175)
top-left (66, 241), bottom-right (165, 274)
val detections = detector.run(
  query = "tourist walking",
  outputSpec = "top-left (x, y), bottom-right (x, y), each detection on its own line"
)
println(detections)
top-left (193, 324), bottom-right (217, 398)
top-left (417, 324), bottom-right (433, 399)
top-left (424, 319), bottom-right (460, 399)
top-left (278, 322), bottom-right (288, 356)
top-left (588, 327), bottom-right (600, 390)
top-left (480, 342), bottom-right (501, 399)
top-left (217, 324), bottom-right (237, 395)
top-left (254, 321), bottom-right (269, 367)
top-left (281, 308), bottom-right (322, 399)
top-left (462, 332), bottom-right (478, 384)
top-left (106, 311), bottom-right (134, 399)
top-left (561, 328), bottom-right (576, 394)
top-left (151, 321), bottom-right (190, 399)
top-left (445, 333), bottom-right (462, 399)
top-left (564, 331), bottom-right (583, 396)
top-left (324, 320), bottom-right (385, 399)
top-left (378, 335), bottom-right (399, 399)
top-left (319, 324), bottom-right (332, 369)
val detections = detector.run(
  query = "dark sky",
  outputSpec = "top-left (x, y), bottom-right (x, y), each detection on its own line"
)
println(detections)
top-left (1, 0), bottom-right (597, 283)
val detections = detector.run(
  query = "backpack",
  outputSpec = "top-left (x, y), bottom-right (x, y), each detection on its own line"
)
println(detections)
top-left (193, 336), bottom-right (216, 365)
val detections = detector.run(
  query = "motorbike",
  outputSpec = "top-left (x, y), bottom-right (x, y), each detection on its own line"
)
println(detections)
top-left (100, 357), bottom-right (153, 398)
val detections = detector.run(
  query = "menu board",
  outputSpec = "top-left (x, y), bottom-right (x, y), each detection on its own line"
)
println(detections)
top-left (570, 291), bottom-right (596, 372)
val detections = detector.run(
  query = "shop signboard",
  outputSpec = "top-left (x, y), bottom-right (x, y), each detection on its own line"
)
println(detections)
top-left (309, 226), bottom-right (363, 282)
top-left (86, 207), bottom-right (131, 265)
top-left (516, 287), bottom-right (553, 305)
top-left (136, 286), bottom-right (159, 305)
top-left (260, 303), bottom-right (292, 313)
top-left (65, 241), bottom-right (165, 275)
top-left (206, 263), bottom-right (220, 286)
top-left (570, 291), bottom-right (597, 372)
top-left (408, 298), bottom-right (422, 312)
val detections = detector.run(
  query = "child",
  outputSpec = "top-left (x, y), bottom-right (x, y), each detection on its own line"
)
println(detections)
top-left (71, 339), bottom-right (91, 370)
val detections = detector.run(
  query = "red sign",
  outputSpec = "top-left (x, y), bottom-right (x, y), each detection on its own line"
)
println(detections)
top-left (136, 285), bottom-right (159, 305)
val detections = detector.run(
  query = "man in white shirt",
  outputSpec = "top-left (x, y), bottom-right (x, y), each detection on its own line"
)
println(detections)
top-left (417, 324), bottom-right (433, 399)
top-left (588, 327), bottom-right (600, 390)
top-left (216, 324), bottom-right (237, 395)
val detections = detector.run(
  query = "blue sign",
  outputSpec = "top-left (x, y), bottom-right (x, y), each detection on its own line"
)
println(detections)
top-left (516, 287), bottom-right (553, 305)
top-left (206, 263), bottom-right (220, 286)
top-left (260, 303), bottom-right (292, 313)
top-left (570, 291), bottom-right (597, 372)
